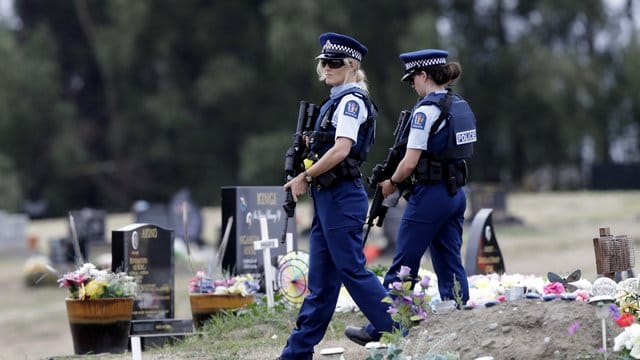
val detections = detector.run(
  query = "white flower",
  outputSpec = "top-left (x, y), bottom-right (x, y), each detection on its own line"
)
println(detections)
top-left (614, 323), bottom-right (640, 358)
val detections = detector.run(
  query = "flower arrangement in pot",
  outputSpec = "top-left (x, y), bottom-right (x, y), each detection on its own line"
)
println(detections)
top-left (58, 263), bottom-right (137, 300)
top-left (189, 270), bottom-right (260, 328)
top-left (58, 263), bottom-right (137, 355)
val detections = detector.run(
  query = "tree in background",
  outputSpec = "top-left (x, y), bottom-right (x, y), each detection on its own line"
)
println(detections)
top-left (0, 0), bottom-right (638, 216)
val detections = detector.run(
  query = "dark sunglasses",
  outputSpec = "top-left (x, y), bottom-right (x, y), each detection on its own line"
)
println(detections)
top-left (320, 59), bottom-right (345, 69)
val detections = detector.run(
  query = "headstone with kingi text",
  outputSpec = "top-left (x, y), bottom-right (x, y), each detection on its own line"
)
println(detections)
top-left (220, 186), bottom-right (296, 276)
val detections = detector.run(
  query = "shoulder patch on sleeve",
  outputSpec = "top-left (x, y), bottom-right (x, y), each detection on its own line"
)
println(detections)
top-left (343, 100), bottom-right (360, 119)
top-left (411, 112), bottom-right (427, 130)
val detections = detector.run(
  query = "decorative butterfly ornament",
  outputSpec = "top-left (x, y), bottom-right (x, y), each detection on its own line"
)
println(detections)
top-left (547, 269), bottom-right (581, 292)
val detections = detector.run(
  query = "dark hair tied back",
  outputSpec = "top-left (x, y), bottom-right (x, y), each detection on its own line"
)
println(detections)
top-left (427, 62), bottom-right (462, 85)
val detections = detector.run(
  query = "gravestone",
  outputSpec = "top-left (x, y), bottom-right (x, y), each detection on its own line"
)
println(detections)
top-left (0, 210), bottom-right (28, 252)
top-left (67, 208), bottom-right (107, 261)
top-left (69, 208), bottom-right (106, 244)
top-left (112, 223), bottom-right (175, 319)
top-left (132, 201), bottom-right (171, 229)
top-left (464, 208), bottom-right (506, 275)
top-left (112, 223), bottom-right (193, 349)
top-left (467, 183), bottom-right (522, 224)
top-left (220, 186), bottom-right (296, 276)
top-left (168, 189), bottom-right (204, 247)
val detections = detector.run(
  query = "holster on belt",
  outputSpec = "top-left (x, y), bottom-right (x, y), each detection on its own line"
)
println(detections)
top-left (315, 157), bottom-right (362, 188)
top-left (415, 159), bottom-right (468, 196)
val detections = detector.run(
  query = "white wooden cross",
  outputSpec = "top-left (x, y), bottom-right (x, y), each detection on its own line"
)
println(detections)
top-left (254, 217), bottom-right (279, 309)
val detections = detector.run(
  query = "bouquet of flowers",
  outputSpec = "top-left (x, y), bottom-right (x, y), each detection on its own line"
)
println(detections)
top-left (58, 263), bottom-right (137, 300)
top-left (189, 270), bottom-right (260, 296)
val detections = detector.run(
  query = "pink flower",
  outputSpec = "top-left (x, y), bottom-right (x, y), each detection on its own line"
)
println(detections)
top-left (497, 295), bottom-right (506, 302)
top-left (543, 282), bottom-right (565, 295)
top-left (575, 290), bottom-right (590, 302)
top-left (58, 272), bottom-right (87, 288)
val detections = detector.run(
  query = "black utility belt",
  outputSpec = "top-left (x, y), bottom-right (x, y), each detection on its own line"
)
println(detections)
top-left (313, 158), bottom-right (362, 188)
top-left (414, 159), bottom-right (468, 195)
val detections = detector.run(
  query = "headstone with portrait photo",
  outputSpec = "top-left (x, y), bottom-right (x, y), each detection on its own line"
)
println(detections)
top-left (112, 223), bottom-right (193, 350)
top-left (112, 223), bottom-right (175, 320)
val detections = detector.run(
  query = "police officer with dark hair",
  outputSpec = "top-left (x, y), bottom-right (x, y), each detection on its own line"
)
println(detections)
top-left (278, 32), bottom-right (393, 359)
top-left (347, 49), bottom-right (477, 346)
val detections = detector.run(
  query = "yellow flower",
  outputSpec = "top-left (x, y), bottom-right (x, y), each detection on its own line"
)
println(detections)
top-left (475, 277), bottom-right (490, 289)
top-left (84, 279), bottom-right (108, 299)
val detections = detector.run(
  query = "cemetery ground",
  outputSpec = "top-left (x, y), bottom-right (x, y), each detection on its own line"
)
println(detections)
top-left (1, 190), bottom-right (640, 359)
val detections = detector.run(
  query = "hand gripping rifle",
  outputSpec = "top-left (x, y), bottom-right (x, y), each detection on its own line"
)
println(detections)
top-left (363, 110), bottom-right (411, 245)
top-left (281, 101), bottom-right (319, 243)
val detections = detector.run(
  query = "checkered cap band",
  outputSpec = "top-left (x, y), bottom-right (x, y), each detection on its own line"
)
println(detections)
top-left (404, 57), bottom-right (447, 71)
top-left (322, 41), bottom-right (363, 61)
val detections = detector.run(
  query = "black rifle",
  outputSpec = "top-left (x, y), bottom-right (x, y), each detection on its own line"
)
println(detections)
top-left (363, 110), bottom-right (411, 245)
top-left (281, 101), bottom-right (319, 243)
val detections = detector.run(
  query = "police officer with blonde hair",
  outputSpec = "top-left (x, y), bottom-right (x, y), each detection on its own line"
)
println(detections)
top-left (278, 32), bottom-right (394, 359)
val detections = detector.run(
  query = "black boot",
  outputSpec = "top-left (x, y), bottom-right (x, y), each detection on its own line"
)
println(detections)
top-left (344, 326), bottom-right (375, 346)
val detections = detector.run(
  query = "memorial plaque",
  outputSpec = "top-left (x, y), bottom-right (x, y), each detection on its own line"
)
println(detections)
top-left (221, 186), bottom-right (296, 275)
top-left (112, 224), bottom-right (174, 319)
top-left (464, 208), bottom-right (506, 275)
top-left (129, 319), bottom-right (193, 350)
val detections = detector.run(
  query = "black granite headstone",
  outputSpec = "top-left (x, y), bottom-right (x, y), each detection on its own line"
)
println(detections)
top-left (464, 208), bottom-right (506, 275)
top-left (112, 223), bottom-right (175, 319)
top-left (69, 208), bottom-right (106, 243)
top-left (221, 186), bottom-right (296, 275)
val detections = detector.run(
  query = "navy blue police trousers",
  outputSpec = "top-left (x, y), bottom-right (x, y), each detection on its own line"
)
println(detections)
top-left (280, 178), bottom-right (393, 360)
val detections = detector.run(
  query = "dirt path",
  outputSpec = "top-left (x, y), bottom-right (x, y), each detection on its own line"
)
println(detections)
top-left (1, 191), bottom-right (639, 359)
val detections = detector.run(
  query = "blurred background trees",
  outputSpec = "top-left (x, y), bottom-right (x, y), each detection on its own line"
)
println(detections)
top-left (0, 0), bottom-right (638, 216)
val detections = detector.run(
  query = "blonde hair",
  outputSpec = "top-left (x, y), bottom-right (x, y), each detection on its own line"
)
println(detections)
top-left (316, 58), bottom-right (369, 93)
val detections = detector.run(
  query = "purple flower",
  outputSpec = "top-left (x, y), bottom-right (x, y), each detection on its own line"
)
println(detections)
top-left (398, 266), bottom-right (411, 279)
top-left (390, 281), bottom-right (403, 291)
top-left (387, 307), bottom-right (398, 315)
top-left (609, 303), bottom-right (621, 320)
top-left (420, 275), bottom-right (431, 289)
top-left (401, 295), bottom-right (413, 304)
top-left (567, 322), bottom-right (580, 336)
